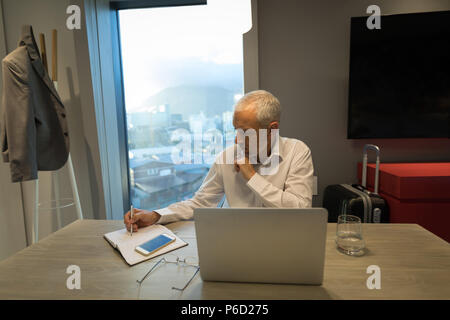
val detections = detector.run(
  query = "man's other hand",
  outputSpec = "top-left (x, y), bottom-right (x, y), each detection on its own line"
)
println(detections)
top-left (234, 157), bottom-right (256, 181)
top-left (124, 208), bottom-right (161, 232)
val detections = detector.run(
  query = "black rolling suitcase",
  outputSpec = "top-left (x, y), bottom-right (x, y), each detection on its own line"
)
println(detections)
top-left (322, 144), bottom-right (389, 223)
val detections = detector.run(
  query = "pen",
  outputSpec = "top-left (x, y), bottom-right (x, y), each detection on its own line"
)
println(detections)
top-left (130, 205), bottom-right (134, 236)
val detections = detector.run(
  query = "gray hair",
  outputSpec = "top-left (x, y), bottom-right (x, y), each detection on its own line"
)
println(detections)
top-left (234, 90), bottom-right (281, 127)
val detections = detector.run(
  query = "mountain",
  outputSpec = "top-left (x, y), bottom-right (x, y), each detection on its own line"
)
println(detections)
top-left (140, 85), bottom-right (237, 120)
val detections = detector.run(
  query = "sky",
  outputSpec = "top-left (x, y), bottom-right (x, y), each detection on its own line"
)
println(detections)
top-left (119, 0), bottom-right (252, 110)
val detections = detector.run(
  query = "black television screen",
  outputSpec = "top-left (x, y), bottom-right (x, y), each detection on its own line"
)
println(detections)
top-left (347, 10), bottom-right (450, 139)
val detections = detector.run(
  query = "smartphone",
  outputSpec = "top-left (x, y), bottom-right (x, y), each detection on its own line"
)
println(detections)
top-left (135, 233), bottom-right (176, 256)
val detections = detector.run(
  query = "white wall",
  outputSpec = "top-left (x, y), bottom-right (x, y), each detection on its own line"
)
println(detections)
top-left (0, 0), bottom-right (28, 261)
top-left (257, 0), bottom-right (450, 206)
top-left (0, 0), bottom-right (107, 259)
top-left (0, 1), bottom-right (28, 256)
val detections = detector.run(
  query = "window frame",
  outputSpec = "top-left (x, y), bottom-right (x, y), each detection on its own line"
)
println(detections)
top-left (110, 0), bottom-right (208, 215)
top-left (110, 0), bottom-right (206, 10)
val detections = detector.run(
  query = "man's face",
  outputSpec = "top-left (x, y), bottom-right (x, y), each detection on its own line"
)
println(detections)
top-left (232, 105), bottom-right (262, 159)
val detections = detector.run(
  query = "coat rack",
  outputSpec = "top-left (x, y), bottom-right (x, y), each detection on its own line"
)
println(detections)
top-left (32, 30), bottom-right (83, 244)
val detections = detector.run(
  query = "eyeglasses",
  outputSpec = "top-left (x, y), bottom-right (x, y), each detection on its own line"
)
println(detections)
top-left (137, 254), bottom-right (200, 291)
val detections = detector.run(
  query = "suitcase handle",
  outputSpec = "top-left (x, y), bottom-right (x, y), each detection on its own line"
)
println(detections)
top-left (361, 144), bottom-right (380, 194)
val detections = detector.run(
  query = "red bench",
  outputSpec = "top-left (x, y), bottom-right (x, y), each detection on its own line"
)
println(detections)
top-left (357, 162), bottom-right (450, 242)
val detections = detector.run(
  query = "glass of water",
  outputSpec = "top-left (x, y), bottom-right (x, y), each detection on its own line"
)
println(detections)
top-left (336, 215), bottom-right (365, 256)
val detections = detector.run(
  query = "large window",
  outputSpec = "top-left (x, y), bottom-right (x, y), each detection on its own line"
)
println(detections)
top-left (118, 0), bottom-right (251, 210)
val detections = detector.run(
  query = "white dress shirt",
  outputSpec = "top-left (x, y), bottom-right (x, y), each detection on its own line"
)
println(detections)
top-left (156, 137), bottom-right (314, 224)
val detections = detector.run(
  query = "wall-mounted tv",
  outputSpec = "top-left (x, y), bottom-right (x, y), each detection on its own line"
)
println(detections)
top-left (347, 10), bottom-right (450, 139)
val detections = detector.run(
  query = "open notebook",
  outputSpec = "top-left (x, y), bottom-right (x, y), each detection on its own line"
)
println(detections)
top-left (104, 224), bottom-right (188, 266)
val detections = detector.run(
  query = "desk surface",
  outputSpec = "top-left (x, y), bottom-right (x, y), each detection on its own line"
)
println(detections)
top-left (0, 220), bottom-right (449, 300)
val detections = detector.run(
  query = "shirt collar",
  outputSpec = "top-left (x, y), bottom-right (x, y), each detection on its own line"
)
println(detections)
top-left (260, 136), bottom-right (283, 167)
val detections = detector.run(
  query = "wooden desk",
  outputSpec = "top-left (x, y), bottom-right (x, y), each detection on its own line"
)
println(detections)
top-left (0, 220), bottom-right (448, 299)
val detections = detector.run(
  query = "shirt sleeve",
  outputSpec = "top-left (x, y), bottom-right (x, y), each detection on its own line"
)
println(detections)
top-left (155, 161), bottom-right (225, 224)
top-left (246, 146), bottom-right (314, 208)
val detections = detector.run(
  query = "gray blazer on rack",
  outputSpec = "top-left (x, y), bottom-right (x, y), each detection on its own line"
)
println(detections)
top-left (0, 25), bottom-right (69, 183)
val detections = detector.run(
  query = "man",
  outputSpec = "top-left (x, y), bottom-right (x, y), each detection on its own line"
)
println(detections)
top-left (124, 90), bottom-right (314, 231)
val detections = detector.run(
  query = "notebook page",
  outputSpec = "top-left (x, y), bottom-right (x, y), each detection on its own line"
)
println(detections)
top-left (104, 224), bottom-right (188, 265)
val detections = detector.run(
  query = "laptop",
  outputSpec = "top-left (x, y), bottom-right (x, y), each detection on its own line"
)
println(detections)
top-left (194, 208), bottom-right (328, 285)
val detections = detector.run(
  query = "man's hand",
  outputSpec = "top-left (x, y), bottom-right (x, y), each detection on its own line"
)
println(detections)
top-left (234, 157), bottom-right (256, 181)
top-left (124, 208), bottom-right (161, 232)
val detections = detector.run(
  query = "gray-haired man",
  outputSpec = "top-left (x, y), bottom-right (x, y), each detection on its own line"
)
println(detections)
top-left (124, 90), bottom-right (314, 230)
